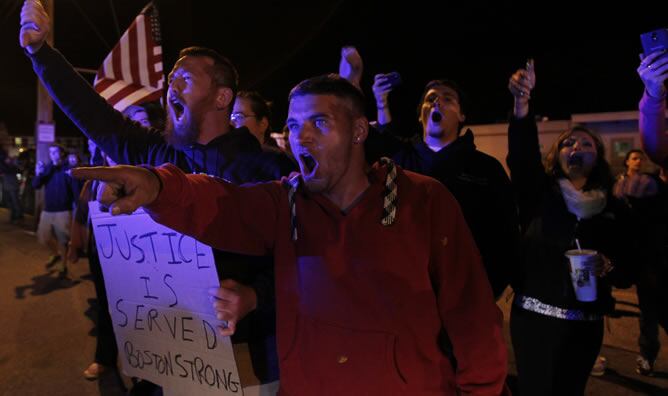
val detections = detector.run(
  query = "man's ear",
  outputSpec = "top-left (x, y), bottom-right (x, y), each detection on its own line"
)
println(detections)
top-left (216, 87), bottom-right (234, 110)
top-left (352, 116), bottom-right (369, 145)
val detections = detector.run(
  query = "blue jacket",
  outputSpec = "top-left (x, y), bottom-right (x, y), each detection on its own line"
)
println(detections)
top-left (32, 163), bottom-right (76, 212)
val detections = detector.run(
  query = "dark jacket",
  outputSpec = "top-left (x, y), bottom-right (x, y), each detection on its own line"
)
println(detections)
top-left (29, 43), bottom-right (296, 382)
top-left (619, 175), bottom-right (668, 321)
top-left (367, 123), bottom-right (520, 298)
top-left (32, 163), bottom-right (76, 212)
top-left (29, 45), bottom-right (294, 183)
top-left (0, 150), bottom-right (21, 190)
top-left (507, 115), bottom-right (631, 315)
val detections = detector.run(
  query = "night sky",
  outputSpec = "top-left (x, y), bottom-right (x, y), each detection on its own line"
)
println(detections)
top-left (1, 0), bottom-right (666, 138)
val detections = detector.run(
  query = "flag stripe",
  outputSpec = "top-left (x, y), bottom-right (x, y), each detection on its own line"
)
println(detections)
top-left (103, 53), bottom-right (115, 79)
top-left (142, 90), bottom-right (163, 104)
top-left (101, 82), bottom-right (136, 103)
top-left (136, 15), bottom-right (150, 87)
top-left (128, 22), bottom-right (141, 86)
top-left (120, 29), bottom-right (132, 81)
top-left (114, 87), bottom-right (160, 111)
top-left (93, 78), bottom-right (117, 94)
top-left (111, 42), bottom-right (122, 83)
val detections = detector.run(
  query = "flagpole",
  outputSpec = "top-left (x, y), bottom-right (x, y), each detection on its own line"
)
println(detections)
top-left (74, 67), bottom-right (98, 75)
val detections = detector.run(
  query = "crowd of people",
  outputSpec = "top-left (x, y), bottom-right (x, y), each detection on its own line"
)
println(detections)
top-left (7, 1), bottom-right (668, 395)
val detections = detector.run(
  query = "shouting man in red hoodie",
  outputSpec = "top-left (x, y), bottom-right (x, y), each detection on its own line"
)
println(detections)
top-left (74, 74), bottom-right (509, 396)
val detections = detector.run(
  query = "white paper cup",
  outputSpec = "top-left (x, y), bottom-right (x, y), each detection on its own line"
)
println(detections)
top-left (565, 249), bottom-right (598, 302)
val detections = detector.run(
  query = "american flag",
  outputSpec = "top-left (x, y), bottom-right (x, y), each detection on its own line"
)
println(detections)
top-left (93, 2), bottom-right (164, 111)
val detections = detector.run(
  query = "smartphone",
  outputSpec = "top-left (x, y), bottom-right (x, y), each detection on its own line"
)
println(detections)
top-left (641, 28), bottom-right (668, 56)
top-left (384, 72), bottom-right (402, 89)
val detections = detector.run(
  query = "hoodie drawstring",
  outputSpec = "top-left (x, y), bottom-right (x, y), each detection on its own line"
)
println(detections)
top-left (285, 174), bottom-right (301, 241)
top-left (284, 158), bottom-right (398, 242)
top-left (379, 157), bottom-right (397, 226)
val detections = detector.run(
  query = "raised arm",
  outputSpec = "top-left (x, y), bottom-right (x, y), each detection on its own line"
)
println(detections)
top-left (31, 161), bottom-right (52, 189)
top-left (360, 72), bottom-right (411, 163)
top-left (508, 59), bottom-right (536, 119)
top-left (372, 73), bottom-right (399, 126)
top-left (506, 60), bottom-right (546, 225)
top-left (338, 46), bottom-right (364, 90)
top-left (20, 1), bottom-right (165, 165)
top-left (637, 51), bottom-right (668, 164)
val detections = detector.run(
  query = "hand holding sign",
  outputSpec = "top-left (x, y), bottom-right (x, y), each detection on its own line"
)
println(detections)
top-left (209, 280), bottom-right (259, 337)
top-left (88, 203), bottom-right (243, 395)
top-left (71, 165), bottom-right (161, 215)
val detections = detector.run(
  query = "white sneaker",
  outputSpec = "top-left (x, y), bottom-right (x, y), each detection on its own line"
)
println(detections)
top-left (636, 356), bottom-right (654, 376)
top-left (591, 356), bottom-right (607, 376)
top-left (83, 362), bottom-right (107, 380)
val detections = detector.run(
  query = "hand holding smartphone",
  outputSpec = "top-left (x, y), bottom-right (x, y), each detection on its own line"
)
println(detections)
top-left (641, 28), bottom-right (668, 57)
top-left (383, 72), bottom-right (402, 89)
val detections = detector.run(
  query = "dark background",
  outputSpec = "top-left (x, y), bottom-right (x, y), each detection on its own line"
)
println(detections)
top-left (1, 0), bottom-right (666, 137)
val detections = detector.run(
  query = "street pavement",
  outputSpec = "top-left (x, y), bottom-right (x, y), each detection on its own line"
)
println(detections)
top-left (0, 208), bottom-right (667, 395)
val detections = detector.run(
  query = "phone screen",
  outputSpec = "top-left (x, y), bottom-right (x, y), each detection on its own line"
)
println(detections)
top-left (641, 28), bottom-right (668, 56)
top-left (385, 72), bottom-right (401, 89)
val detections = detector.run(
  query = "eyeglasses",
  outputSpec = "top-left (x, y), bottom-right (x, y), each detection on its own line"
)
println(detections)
top-left (230, 112), bottom-right (257, 125)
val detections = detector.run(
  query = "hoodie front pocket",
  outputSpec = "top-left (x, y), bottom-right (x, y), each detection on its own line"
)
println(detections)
top-left (282, 315), bottom-right (407, 394)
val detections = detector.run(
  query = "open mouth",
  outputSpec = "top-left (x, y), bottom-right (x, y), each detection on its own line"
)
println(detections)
top-left (169, 97), bottom-right (185, 122)
top-left (299, 152), bottom-right (318, 177)
top-left (431, 111), bottom-right (443, 123)
top-left (567, 155), bottom-right (584, 167)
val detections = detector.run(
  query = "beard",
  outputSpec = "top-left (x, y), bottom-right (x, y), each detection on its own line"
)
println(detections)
top-left (164, 107), bottom-right (199, 148)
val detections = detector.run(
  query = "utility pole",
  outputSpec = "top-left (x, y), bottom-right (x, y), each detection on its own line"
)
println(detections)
top-left (34, 0), bottom-right (54, 221)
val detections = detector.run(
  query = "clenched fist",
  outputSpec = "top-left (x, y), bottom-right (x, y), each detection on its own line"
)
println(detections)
top-left (19, 0), bottom-right (50, 54)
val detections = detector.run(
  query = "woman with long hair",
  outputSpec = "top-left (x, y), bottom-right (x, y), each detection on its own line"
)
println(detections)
top-left (506, 61), bottom-right (629, 395)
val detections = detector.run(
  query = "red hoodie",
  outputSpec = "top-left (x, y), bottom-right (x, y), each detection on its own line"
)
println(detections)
top-left (147, 162), bottom-right (508, 396)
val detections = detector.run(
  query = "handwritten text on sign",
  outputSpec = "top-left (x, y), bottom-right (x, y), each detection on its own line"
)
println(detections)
top-left (90, 203), bottom-right (242, 396)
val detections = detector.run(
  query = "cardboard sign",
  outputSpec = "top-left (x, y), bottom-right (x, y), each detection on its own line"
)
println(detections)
top-left (90, 203), bottom-right (242, 396)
